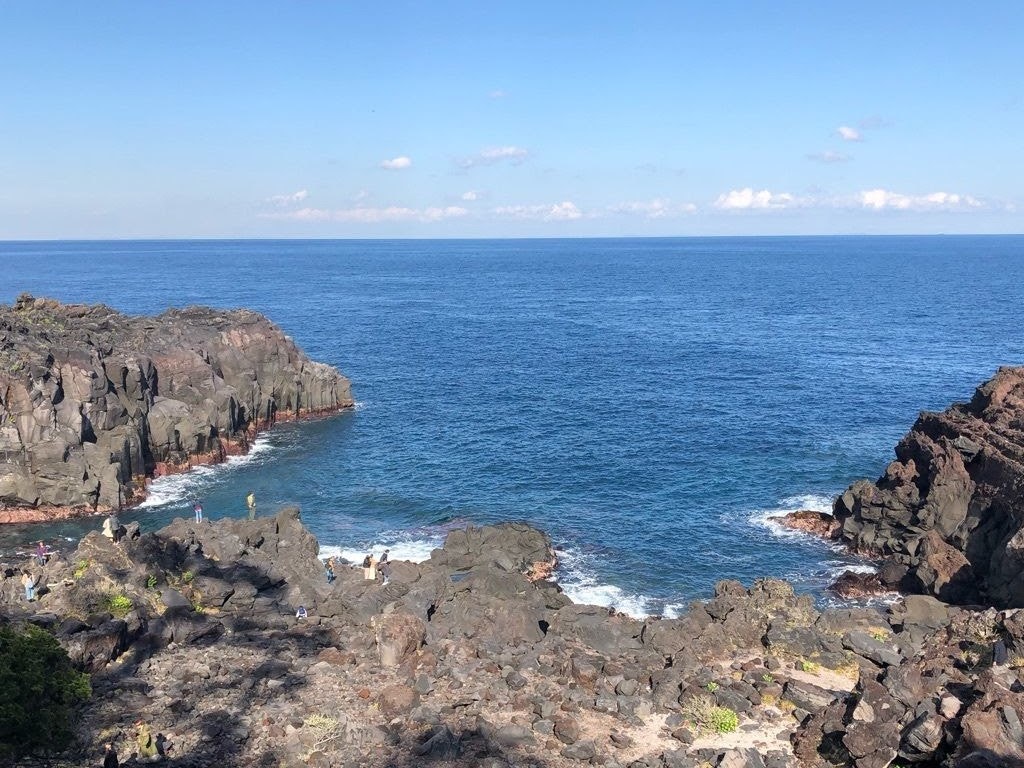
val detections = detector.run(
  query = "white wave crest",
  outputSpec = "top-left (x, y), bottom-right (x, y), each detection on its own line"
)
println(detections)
top-left (555, 546), bottom-right (655, 619)
top-left (748, 492), bottom-right (840, 544)
top-left (137, 437), bottom-right (275, 509)
top-left (778, 493), bottom-right (834, 513)
top-left (320, 534), bottom-right (442, 566)
top-left (661, 602), bottom-right (689, 620)
top-left (825, 561), bottom-right (877, 577)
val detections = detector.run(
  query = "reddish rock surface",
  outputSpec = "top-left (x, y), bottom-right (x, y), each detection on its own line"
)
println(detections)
top-left (776, 509), bottom-right (841, 539)
top-left (828, 570), bottom-right (888, 599)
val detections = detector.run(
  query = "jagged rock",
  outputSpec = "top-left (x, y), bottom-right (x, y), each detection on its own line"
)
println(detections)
top-left (553, 714), bottom-right (581, 744)
top-left (0, 296), bottom-right (352, 519)
top-left (832, 367), bottom-right (1024, 608)
top-left (373, 612), bottom-right (426, 667)
top-left (377, 683), bottom-right (420, 719)
top-left (776, 510), bottom-right (840, 539)
top-left (783, 680), bottom-right (838, 713)
top-left (842, 630), bottom-right (903, 667)
top-left (560, 740), bottom-right (597, 761)
top-left (549, 604), bottom-right (644, 655)
top-left (719, 749), bottom-right (767, 768)
top-left (829, 571), bottom-right (887, 599)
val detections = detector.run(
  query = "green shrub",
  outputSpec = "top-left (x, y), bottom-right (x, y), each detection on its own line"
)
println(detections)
top-left (105, 593), bottom-right (133, 618)
top-left (72, 559), bottom-right (90, 579)
top-left (705, 681), bottom-right (719, 693)
top-left (146, 574), bottom-right (158, 590)
top-left (709, 706), bottom-right (739, 733)
top-left (0, 623), bottom-right (91, 759)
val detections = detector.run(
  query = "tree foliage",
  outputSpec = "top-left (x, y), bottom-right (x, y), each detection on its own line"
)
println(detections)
top-left (0, 623), bottom-right (91, 759)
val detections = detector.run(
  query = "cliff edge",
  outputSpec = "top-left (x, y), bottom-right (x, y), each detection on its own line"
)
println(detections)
top-left (833, 366), bottom-right (1024, 607)
top-left (0, 294), bottom-right (353, 520)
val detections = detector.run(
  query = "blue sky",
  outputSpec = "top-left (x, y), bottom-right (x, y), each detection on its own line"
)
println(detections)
top-left (1, 2), bottom-right (1021, 238)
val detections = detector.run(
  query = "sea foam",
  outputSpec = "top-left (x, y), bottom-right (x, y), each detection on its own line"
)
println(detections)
top-left (320, 534), bottom-right (442, 566)
top-left (137, 437), bottom-right (276, 509)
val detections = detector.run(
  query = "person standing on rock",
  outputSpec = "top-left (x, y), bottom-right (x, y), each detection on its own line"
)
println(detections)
top-left (102, 742), bottom-right (119, 768)
top-left (246, 491), bottom-right (256, 520)
top-left (135, 721), bottom-right (157, 761)
top-left (35, 540), bottom-right (48, 566)
top-left (362, 553), bottom-right (377, 580)
top-left (193, 500), bottom-right (203, 523)
top-left (21, 570), bottom-right (35, 602)
top-left (379, 549), bottom-right (391, 585)
top-left (325, 557), bottom-right (336, 583)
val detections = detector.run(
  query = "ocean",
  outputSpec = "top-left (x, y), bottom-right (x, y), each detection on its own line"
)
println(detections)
top-left (1, 236), bottom-right (1022, 616)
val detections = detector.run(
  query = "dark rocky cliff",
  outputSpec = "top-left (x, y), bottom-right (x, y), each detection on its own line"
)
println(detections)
top-left (0, 294), bottom-right (353, 520)
top-left (833, 366), bottom-right (1024, 607)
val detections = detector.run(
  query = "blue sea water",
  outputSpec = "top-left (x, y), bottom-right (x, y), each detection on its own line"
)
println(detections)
top-left (1, 236), bottom-right (1023, 615)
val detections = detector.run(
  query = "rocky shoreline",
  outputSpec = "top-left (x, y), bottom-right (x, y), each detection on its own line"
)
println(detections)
top-left (2, 311), bottom-right (1024, 767)
top-left (0, 295), bottom-right (353, 522)
top-left (1, 506), bottom-right (1022, 768)
top-left (775, 367), bottom-right (1024, 611)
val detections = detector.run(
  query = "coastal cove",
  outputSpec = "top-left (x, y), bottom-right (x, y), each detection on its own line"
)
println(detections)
top-left (2, 236), bottom-right (1023, 614)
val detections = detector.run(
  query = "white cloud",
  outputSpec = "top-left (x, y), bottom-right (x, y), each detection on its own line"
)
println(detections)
top-left (461, 190), bottom-right (480, 201)
top-left (492, 201), bottom-right (582, 221)
top-left (607, 199), bottom-right (698, 219)
top-left (261, 205), bottom-right (467, 223)
top-left (713, 188), bottom-right (799, 210)
top-left (859, 189), bottom-right (983, 211)
top-left (489, 89), bottom-right (507, 99)
top-left (807, 150), bottom-right (850, 163)
top-left (266, 189), bottom-right (309, 206)
top-left (458, 146), bottom-right (530, 169)
top-left (380, 156), bottom-right (412, 170)
top-left (837, 125), bottom-right (862, 142)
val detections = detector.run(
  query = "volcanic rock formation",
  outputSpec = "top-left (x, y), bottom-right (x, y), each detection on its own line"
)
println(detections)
top-left (833, 366), bottom-right (1024, 608)
top-left (4, 512), bottom-right (1022, 767)
top-left (0, 294), bottom-right (352, 519)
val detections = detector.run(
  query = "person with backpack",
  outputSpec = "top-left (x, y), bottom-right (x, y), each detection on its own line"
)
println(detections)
top-left (362, 553), bottom-right (377, 580)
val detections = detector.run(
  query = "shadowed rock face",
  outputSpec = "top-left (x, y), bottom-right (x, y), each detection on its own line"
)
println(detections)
top-left (0, 294), bottom-right (353, 518)
top-left (833, 366), bottom-right (1024, 608)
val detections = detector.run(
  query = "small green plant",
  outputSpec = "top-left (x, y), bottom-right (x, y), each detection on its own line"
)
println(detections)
top-left (705, 681), bottom-right (719, 693)
top-left (303, 713), bottom-right (345, 754)
top-left (305, 714), bottom-right (338, 729)
top-left (146, 574), bottom-right (158, 590)
top-left (709, 706), bottom-right (739, 733)
top-left (72, 559), bottom-right (91, 579)
top-left (761, 672), bottom-right (774, 683)
top-left (869, 628), bottom-right (890, 642)
top-left (800, 659), bottom-right (820, 674)
top-left (104, 593), bottom-right (133, 618)
top-left (182, 570), bottom-right (195, 584)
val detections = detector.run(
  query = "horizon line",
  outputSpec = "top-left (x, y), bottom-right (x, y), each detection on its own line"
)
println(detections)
top-left (1, 232), bottom-right (1022, 244)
